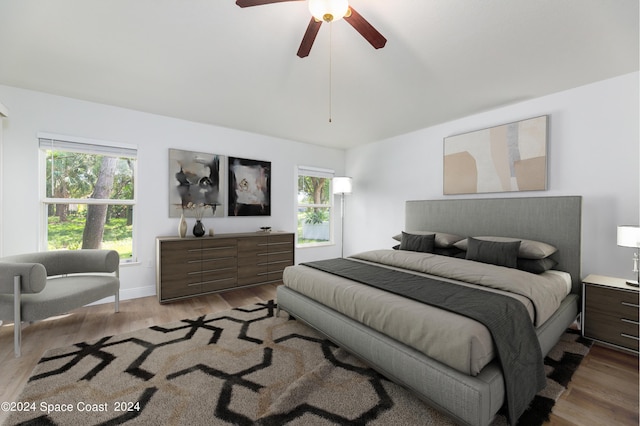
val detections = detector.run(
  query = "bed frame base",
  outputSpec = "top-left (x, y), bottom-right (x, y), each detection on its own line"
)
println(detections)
top-left (277, 286), bottom-right (578, 426)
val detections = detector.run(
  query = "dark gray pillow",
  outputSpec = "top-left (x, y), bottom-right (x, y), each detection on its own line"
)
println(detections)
top-left (454, 236), bottom-right (556, 259)
top-left (465, 237), bottom-right (520, 268)
top-left (433, 247), bottom-right (464, 257)
top-left (400, 232), bottom-right (435, 253)
top-left (517, 257), bottom-right (557, 274)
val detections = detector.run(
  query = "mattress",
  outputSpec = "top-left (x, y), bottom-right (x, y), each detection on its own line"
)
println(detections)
top-left (283, 249), bottom-right (571, 376)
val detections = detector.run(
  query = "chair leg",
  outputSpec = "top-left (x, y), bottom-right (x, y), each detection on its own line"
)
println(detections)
top-left (14, 275), bottom-right (21, 357)
top-left (115, 291), bottom-right (119, 313)
top-left (14, 323), bottom-right (22, 358)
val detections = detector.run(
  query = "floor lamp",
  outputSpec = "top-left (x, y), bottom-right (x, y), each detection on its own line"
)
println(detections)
top-left (333, 177), bottom-right (352, 258)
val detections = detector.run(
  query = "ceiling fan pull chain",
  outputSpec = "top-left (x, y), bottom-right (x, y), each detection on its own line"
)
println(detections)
top-left (329, 22), bottom-right (333, 123)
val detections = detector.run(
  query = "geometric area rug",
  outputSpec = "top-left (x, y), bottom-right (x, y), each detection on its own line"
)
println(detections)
top-left (6, 301), bottom-right (591, 426)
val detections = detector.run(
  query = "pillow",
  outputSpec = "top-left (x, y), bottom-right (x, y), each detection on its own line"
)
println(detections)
top-left (465, 237), bottom-right (520, 268)
top-left (454, 236), bottom-right (557, 259)
top-left (399, 232), bottom-right (435, 253)
top-left (517, 257), bottom-right (558, 274)
top-left (393, 231), bottom-right (463, 248)
top-left (433, 247), bottom-right (464, 257)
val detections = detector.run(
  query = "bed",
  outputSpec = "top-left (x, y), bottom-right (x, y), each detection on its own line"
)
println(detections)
top-left (276, 196), bottom-right (582, 426)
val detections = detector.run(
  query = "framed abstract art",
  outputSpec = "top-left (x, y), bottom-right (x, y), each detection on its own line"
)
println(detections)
top-left (228, 157), bottom-right (271, 216)
top-left (443, 115), bottom-right (548, 195)
top-left (169, 149), bottom-right (225, 218)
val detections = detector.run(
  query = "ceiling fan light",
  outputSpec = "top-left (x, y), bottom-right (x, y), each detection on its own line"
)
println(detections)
top-left (308, 0), bottom-right (349, 23)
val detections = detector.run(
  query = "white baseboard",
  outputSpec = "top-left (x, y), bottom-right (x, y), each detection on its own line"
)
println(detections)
top-left (89, 285), bottom-right (156, 306)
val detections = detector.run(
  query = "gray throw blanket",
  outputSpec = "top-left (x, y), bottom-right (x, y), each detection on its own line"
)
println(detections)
top-left (302, 258), bottom-right (546, 425)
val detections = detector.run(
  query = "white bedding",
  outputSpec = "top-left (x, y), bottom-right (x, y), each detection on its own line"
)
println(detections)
top-left (282, 249), bottom-right (571, 376)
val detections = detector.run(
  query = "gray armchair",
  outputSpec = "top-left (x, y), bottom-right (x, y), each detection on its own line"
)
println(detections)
top-left (0, 250), bottom-right (120, 356)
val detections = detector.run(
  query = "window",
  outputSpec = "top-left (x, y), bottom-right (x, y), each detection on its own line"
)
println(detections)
top-left (39, 134), bottom-right (137, 262)
top-left (297, 166), bottom-right (334, 247)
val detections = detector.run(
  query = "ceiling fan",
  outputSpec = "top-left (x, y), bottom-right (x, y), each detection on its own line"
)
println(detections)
top-left (235, 0), bottom-right (387, 58)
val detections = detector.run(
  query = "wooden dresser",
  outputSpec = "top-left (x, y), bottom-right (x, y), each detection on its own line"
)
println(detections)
top-left (582, 274), bottom-right (639, 353)
top-left (156, 232), bottom-right (294, 303)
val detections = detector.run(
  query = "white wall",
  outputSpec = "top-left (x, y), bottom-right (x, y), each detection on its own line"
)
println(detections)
top-left (2, 72), bottom-right (638, 300)
top-left (345, 72), bottom-right (640, 280)
top-left (0, 101), bottom-right (7, 258)
top-left (0, 85), bottom-right (345, 300)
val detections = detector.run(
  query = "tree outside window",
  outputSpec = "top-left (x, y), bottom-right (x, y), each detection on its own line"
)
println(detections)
top-left (297, 169), bottom-right (333, 247)
top-left (41, 137), bottom-right (136, 261)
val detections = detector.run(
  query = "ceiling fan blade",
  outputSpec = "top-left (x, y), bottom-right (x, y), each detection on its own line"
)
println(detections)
top-left (344, 6), bottom-right (387, 49)
top-left (235, 0), bottom-right (302, 7)
top-left (297, 17), bottom-right (322, 58)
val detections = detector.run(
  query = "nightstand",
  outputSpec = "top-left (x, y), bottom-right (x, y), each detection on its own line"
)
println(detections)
top-left (582, 274), bottom-right (639, 353)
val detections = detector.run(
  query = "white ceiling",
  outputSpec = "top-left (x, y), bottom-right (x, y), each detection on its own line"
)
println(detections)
top-left (0, 0), bottom-right (637, 149)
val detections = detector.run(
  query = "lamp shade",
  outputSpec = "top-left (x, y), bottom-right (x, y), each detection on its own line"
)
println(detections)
top-left (617, 225), bottom-right (640, 248)
top-left (308, 0), bottom-right (349, 22)
top-left (333, 176), bottom-right (352, 194)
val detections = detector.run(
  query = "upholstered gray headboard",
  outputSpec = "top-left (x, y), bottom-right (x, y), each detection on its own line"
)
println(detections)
top-left (405, 196), bottom-right (582, 294)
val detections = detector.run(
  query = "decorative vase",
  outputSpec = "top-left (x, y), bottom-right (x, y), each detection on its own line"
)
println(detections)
top-left (178, 213), bottom-right (187, 238)
top-left (193, 220), bottom-right (205, 237)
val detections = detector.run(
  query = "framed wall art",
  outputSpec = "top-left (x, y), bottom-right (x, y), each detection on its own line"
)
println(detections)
top-left (169, 148), bottom-right (225, 218)
top-left (228, 157), bottom-right (271, 216)
top-left (443, 115), bottom-right (548, 195)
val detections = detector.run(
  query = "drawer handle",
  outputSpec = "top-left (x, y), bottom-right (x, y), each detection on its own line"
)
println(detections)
top-left (257, 251), bottom-right (292, 256)
top-left (201, 278), bottom-right (235, 285)
top-left (622, 302), bottom-right (640, 308)
top-left (621, 318), bottom-right (640, 325)
top-left (188, 277), bottom-right (235, 286)
top-left (188, 257), bottom-right (234, 264)
top-left (621, 333), bottom-right (640, 341)
top-left (257, 269), bottom-right (285, 275)
top-left (257, 260), bottom-right (291, 267)
top-left (202, 267), bottom-right (235, 274)
top-left (202, 257), bottom-right (235, 262)
top-left (201, 246), bottom-right (235, 251)
top-left (188, 246), bottom-right (235, 252)
top-left (188, 267), bottom-right (235, 275)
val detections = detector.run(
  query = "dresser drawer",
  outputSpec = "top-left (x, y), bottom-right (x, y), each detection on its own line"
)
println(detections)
top-left (237, 237), bottom-right (269, 253)
top-left (267, 270), bottom-right (285, 283)
top-left (200, 240), bottom-right (237, 259)
top-left (583, 281), bottom-right (640, 352)
top-left (237, 264), bottom-right (268, 285)
top-left (268, 249), bottom-right (294, 263)
top-left (268, 234), bottom-right (294, 246)
top-left (161, 278), bottom-right (204, 300)
top-left (157, 232), bottom-right (294, 302)
top-left (160, 242), bottom-right (202, 265)
top-left (585, 285), bottom-right (639, 321)
top-left (201, 270), bottom-right (237, 293)
top-left (584, 315), bottom-right (639, 351)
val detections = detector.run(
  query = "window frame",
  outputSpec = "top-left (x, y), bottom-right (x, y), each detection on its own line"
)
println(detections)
top-left (38, 133), bottom-right (138, 263)
top-left (296, 166), bottom-right (335, 248)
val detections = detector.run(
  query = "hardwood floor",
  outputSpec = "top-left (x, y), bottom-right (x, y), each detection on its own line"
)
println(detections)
top-left (550, 344), bottom-right (639, 425)
top-left (1, 284), bottom-right (637, 426)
